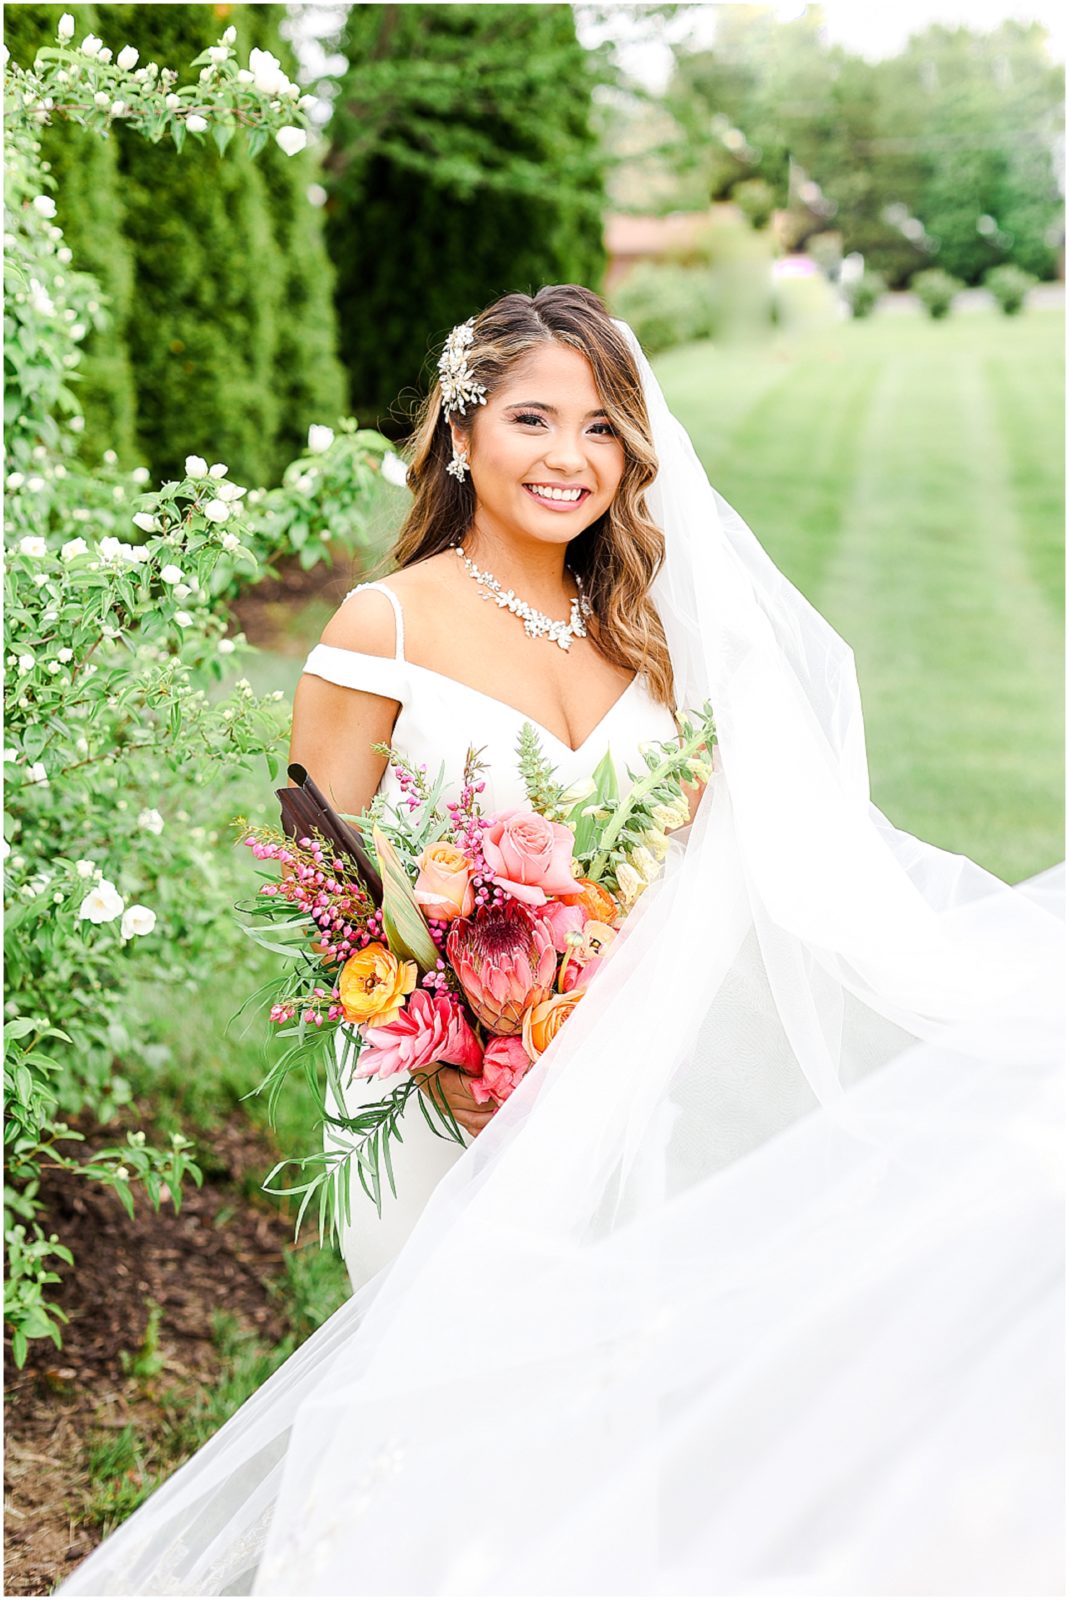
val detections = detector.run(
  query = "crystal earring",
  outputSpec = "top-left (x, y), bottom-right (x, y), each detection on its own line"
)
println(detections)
top-left (446, 442), bottom-right (471, 482)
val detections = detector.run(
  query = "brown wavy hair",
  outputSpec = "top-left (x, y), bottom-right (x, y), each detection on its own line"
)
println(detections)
top-left (381, 283), bottom-right (675, 707)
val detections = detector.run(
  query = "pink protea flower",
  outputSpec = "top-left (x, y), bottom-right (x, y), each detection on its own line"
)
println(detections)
top-left (446, 899), bottom-right (557, 1036)
top-left (358, 989), bottom-right (483, 1081)
top-left (468, 1035), bottom-right (533, 1105)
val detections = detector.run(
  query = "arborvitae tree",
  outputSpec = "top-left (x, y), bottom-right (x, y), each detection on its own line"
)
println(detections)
top-left (239, 4), bottom-right (350, 463)
top-left (3, 2), bottom-right (140, 467)
top-left (324, 4), bottom-right (608, 428)
top-left (99, 4), bottom-right (286, 486)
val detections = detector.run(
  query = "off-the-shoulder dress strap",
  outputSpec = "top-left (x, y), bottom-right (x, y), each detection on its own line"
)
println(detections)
top-left (342, 580), bottom-right (406, 661)
top-left (300, 581), bottom-right (408, 702)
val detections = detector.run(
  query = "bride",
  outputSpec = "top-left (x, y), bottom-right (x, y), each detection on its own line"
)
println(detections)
top-left (60, 284), bottom-right (1063, 1596)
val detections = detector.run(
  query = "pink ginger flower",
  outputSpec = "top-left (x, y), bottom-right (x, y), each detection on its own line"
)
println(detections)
top-left (468, 1035), bottom-right (533, 1105)
top-left (531, 898), bottom-right (586, 953)
top-left (446, 899), bottom-right (556, 1036)
top-left (357, 988), bottom-right (483, 1081)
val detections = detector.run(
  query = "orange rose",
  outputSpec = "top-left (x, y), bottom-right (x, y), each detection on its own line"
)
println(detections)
top-left (339, 941), bottom-right (417, 1027)
top-left (521, 987), bottom-right (588, 1060)
top-left (413, 840), bottom-right (476, 922)
top-left (560, 878), bottom-right (619, 926)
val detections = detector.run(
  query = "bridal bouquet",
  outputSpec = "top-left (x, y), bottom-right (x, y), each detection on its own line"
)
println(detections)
top-left (232, 708), bottom-right (715, 1239)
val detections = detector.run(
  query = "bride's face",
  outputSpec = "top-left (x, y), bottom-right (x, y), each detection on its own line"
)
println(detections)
top-left (450, 342), bottom-right (626, 545)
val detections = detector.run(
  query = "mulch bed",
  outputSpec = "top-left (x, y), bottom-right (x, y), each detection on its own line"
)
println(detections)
top-left (3, 1116), bottom-right (298, 1598)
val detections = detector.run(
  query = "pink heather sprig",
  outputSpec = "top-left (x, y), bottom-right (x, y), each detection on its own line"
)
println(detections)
top-left (270, 981), bottom-right (347, 1030)
top-left (446, 744), bottom-right (508, 915)
top-left (371, 741), bottom-right (435, 816)
top-left (237, 821), bottom-right (382, 969)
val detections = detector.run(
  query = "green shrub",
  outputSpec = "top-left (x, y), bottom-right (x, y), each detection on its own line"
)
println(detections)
top-left (609, 262), bottom-right (716, 355)
top-left (911, 268), bottom-right (965, 319)
top-left (843, 269), bottom-right (886, 320)
top-left (983, 263), bottom-right (1039, 316)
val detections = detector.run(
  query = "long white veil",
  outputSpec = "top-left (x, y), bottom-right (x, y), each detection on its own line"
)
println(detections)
top-left (59, 319), bottom-right (1064, 1597)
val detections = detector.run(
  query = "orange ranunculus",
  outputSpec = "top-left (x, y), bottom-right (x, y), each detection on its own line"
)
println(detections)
top-left (560, 877), bottom-right (620, 926)
top-left (339, 942), bottom-right (417, 1027)
top-left (521, 987), bottom-right (588, 1060)
top-left (413, 840), bottom-right (476, 922)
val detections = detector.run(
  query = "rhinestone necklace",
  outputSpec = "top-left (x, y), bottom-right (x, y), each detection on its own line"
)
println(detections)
top-left (452, 543), bottom-right (593, 652)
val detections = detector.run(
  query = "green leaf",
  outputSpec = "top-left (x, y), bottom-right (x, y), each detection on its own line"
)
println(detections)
top-left (371, 825), bottom-right (438, 969)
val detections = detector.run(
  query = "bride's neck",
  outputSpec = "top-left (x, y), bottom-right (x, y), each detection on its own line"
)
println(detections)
top-left (461, 520), bottom-right (573, 605)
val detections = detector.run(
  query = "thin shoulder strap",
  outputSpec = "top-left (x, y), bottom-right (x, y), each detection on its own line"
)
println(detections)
top-left (344, 580), bottom-right (405, 661)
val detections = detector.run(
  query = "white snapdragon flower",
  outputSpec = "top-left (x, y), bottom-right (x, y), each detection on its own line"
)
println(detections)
top-left (27, 762), bottom-right (49, 786)
top-left (249, 47), bottom-right (287, 95)
top-left (75, 859), bottom-right (97, 878)
top-left (218, 637), bottom-right (236, 654)
top-left (159, 564), bottom-right (184, 585)
top-left (203, 498), bottom-right (229, 523)
top-left (19, 535), bottom-right (47, 558)
top-left (185, 454), bottom-right (208, 477)
top-left (132, 511), bottom-right (159, 532)
top-left (80, 880), bottom-right (125, 924)
top-left (208, 462), bottom-right (228, 478)
top-left (380, 450), bottom-right (410, 488)
top-left (81, 33), bottom-right (103, 56)
top-left (137, 808), bottom-right (164, 835)
top-left (275, 127), bottom-right (307, 157)
top-left (117, 44), bottom-right (138, 70)
top-left (307, 424), bottom-right (334, 454)
top-left (58, 12), bottom-right (75, 40)
top-left (32, 195), bottom-right (58, 218)
top-left (186, 114), bottom-right (208, 133)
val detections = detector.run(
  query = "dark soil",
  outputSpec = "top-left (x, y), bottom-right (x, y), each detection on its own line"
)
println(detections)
top-left (3, 1116), bottom-right (299, 1598)
top-left (229, 544), bottom-right (372, 656)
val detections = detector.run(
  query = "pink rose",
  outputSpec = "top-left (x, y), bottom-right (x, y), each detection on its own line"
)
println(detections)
top-left (358, 989), bottom-right (483, 1081)
top-left (482, 807), bottom-right (584, 907)
top-left (468, 1035), bottom-right (533, 1105)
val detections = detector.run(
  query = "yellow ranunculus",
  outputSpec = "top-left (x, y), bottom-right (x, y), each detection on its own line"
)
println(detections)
top-left (339, 941), bottom-right (417, 1027)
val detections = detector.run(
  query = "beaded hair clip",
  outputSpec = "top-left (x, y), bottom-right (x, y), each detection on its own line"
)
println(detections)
top-left (437, 317), bottom-right (488, 419)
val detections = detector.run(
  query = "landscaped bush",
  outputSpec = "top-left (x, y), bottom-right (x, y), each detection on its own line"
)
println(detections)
top-left (609, 261), bottom-right (717, 355)
top-left (983, 263), bottom-right (1039, 315)
top-left (843, 268), bottom-right (886, 319)
top-left (911, 267), bottom-right (965, 319)
top-left (3, 17), bottom-right (399, 1366)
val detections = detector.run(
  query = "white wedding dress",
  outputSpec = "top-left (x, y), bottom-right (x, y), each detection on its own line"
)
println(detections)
top-left (58, 320), bottom-right (1064, 1598)
top-left (306, 578), bottom-right (684, 1291)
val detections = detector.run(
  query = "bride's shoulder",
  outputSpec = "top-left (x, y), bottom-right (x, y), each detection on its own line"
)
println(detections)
top-left (321, 555), bottom-right (453, 657)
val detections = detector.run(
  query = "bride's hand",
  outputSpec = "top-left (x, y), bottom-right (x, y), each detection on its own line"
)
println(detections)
top-left (413, 1063), bottom-right (495, 1139)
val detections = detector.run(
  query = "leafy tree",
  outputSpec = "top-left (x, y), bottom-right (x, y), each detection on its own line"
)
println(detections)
top-left (322, 3), bottom-right (609, 426)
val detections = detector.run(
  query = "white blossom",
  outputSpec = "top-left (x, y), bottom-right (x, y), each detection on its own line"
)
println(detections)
top-left (223, 25), bottom-right (237, 45)
top-left (18, 654), bottom-right (36, 673)
top-left (173, 583), bottom-right (192, 600)
top-left (69, 415), bottom-right (85, 433)
top-left (99, 536), bottom-right (123, 561)
top-left (185, 454), bottom-right (208, 477)
top-left (57, 647), bottom-right (74, 663)
top-left (221, 533), bottom-right (240, 551)
top-left (380, 450), bottom-right (410, 488)
top-left (174, 611), bottom-right (193, 627)
top-left (131, 466), bottom-right (150, 484)
top-left (208, 462), bottom-right (228, 478)
top-left (165, 93), bottom-right (181, 111)
top-left (203, 498), bottom-right (229, 523)
top-left (98, 46), bottom-right (112, 63)
top-left (27, 762), bottom-right (49, 786)
top-left (19, 535), bottom-right (47, 558)
top-left (3, 749), bottom-right (17, 763)
top-left (32, 195), bottom-right (58, 218)
top-left (80, 879), bottom-right (125, 923)
top-left (159, 564), bottom-right (184, 585)
top-left (58, 13), bottom-right (75, 40)
top-left (132, 511), bottom-right (159, 532)
top-left (237, 69), bottom-right (254, 85)
top-left (103, 449), bottom-right (118, 464)
top-left (28, 279), bottom-right (55, 316)
top-left (276, 126), bottom-right (307, 158)
top-left (307, 424), bottom-right (334, 454)
top-left (217, 637), bottom-right (236, 654)
top-left (75, 859), bottom-right (97, 878)
top-left (300, 95), bottom-right (319, 113)
top-left (208, 46), bottom-right (230, 65)
top-left (216, 481), bottom-right (245, 501)
top-left (137, 808), bottom-right (164, 835)
top-left (186, 114), bottom-right (208, 133)
top-left (117, 44), bottom-right (139, 70)
top-left (81, 34), bottom-right (103, 57)
top-left (113, 1165), bottom-right (130, 1181)
top-left (7, 472), bottom-right (25, 489)
top-left (110, 101), bottom-right (127, 117)
top-left (249, 47), bottom-right (288, 95)
top-left (93, 91), bottom-right (110, 108)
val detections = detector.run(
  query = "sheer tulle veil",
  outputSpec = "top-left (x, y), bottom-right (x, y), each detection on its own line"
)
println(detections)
top-left (59, 318), bottom-right (1064, 1596)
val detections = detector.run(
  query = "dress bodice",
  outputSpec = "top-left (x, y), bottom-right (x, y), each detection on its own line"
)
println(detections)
top-left (300, 580), bottom-right (681, 814)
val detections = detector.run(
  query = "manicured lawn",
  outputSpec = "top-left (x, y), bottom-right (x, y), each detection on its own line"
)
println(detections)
top-left (654, 305), bottom-right (1065, 886)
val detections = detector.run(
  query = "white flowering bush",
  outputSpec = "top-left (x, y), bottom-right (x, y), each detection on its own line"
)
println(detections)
top-left (3, 20), bottom-right (400, 1367)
